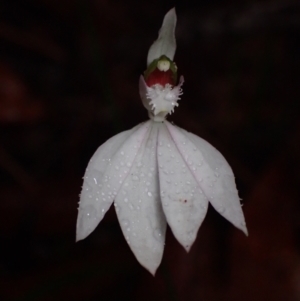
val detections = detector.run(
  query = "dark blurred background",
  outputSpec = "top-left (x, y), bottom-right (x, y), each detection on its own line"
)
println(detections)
top-left (0, 0), bottom-right (300, 300)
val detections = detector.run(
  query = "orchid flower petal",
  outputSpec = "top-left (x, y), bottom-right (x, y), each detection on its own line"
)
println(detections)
top-left (115, 123), bottom-right (166, 275)
top-left (76, 122), bottom-right (151, 241)
top-left (157, 124), bottom-right (209, 251)
top-left (165, 122), bottom-right (248, 235)
top-left (77, 128), bottom-right (136, 241)
top-left (147, 8), bottom-right (177, 66)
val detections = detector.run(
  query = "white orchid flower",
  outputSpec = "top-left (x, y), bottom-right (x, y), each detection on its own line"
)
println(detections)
top-left (76, 8), bottom-right (247, 275)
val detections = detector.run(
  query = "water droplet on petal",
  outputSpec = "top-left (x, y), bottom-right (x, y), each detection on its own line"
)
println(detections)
top-left (83, 205), bottom-right (97, 219)
top-left (121, 219), bottom-right (130, 227)
top-left (132, 175), bottom-right (139, 181)
top-left (153, 228), bottom-right (163, 242)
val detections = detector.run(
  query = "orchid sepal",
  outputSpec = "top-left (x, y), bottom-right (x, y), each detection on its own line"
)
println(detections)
top-left (147, 8), bottom-right (177, 66)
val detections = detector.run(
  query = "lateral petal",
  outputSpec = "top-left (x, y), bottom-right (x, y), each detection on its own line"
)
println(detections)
top-left (115, 122), bottom-right (166, 275)
top-left (165, 121), bottom-right (248, 235)
top-left (76, 122), bottom-right (151, 241)
top-left (139, 75), bottom-right (151, 113)
top-left (157, 123), bottom-right (209, 251)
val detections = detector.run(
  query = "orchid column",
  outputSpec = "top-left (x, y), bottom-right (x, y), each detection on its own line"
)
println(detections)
top-left (76, 8), bottom-right (247, 275)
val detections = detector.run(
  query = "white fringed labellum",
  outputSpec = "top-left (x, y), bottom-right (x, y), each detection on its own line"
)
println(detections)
top-left (76, 8), bottom-right (247, 275)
